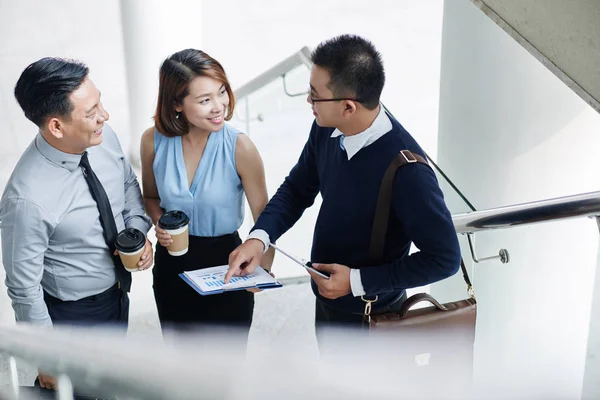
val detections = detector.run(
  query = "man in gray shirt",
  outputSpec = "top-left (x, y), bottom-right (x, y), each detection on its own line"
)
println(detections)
top-left (0, 57), bottom-right (153, 391)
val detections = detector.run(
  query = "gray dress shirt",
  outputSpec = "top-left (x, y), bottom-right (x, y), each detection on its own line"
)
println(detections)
top-left (0, 125), bottom-right (151, 325)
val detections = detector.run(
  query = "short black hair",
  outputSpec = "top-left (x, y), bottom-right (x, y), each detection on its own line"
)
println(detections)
top-left (14, 57), bottom-right (89, 127)
top-left (311, 34), bottom-right (385, 110)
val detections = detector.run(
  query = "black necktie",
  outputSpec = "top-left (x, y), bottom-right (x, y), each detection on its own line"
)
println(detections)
top-left (80, 151), bottom-right (131, 292)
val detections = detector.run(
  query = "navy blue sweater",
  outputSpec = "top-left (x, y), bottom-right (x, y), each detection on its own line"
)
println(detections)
top-left (253, 115), bottom-right (461, 314)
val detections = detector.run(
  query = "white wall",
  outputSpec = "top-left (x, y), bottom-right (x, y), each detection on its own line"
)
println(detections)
top-left (436, 0), bottom-right (600, 398)
top-left (119, 0), bottom-right (204, 166)
top-left (202, 0), bottom-right (444, 157)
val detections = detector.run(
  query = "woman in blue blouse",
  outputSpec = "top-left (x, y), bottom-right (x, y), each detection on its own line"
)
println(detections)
top-left (140, 48), bottom-right (274, 333)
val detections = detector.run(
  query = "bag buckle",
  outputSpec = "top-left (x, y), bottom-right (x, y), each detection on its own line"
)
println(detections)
top-left (400, 150), bottom-right (417, 163)
top-left (361, 295), bottom-right (379, 324)
top-left (467, 285), bottom-right (476, 300)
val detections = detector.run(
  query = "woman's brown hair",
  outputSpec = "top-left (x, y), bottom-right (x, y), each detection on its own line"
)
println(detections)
top-left (154, 49), bottom-right (235, 137)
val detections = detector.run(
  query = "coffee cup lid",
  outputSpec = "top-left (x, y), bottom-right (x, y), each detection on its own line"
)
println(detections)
top-left (115, 228), bottom-right (146, 253)
top-left (158, 210), bottom-right (190, 230)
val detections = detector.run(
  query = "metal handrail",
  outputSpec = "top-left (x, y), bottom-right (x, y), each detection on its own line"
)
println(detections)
top-left (0, 325), bottom-right (398, 400)
top-left (0, 326), bottom-right (247, 400)
top-left (234, 46), bottom-right (312, 100)
top-left (453, 190), bottom-right (600, 234)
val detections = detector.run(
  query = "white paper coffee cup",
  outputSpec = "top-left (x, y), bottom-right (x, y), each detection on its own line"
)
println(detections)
top-left (115, 228), bottom-right (146, 272)
top-left (119, 247), bottom-right (145, 272)
top-left (158, 211), bottom-right (191, 257)
top-left (165, 224), bottom-right (189, 256)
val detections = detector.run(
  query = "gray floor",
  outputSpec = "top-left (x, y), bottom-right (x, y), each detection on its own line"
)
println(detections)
top-left (0, 280), bottom-right (318, 389)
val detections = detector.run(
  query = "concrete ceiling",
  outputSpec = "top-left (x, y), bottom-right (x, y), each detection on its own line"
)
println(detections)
top-left (470, 0), bottom-right (600, 114)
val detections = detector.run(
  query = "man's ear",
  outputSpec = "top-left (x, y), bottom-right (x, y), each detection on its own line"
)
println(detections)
top-left (46, 117), bottom-right (64, 139)
top-left (342, 100), bottom-right (358, 117)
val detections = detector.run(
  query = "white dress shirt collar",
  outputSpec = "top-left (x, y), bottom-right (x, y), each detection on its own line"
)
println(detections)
top-left (330, 105), bottom-right (393, 160)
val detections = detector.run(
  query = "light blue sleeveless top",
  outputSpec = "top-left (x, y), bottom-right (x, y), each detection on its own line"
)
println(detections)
top-left (153, 124), bottom-right (245, 237)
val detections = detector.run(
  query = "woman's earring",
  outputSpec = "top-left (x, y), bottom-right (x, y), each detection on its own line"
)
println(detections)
top-left (176, 112), bottom-right (181, 119)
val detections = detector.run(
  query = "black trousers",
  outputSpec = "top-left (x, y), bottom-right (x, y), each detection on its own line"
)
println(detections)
top-left (43, 283), bottom-right (129, 327)
top-left (152, 231), bottom-right (254, 334)
top-left (314, 291), bottom-right (407, 352)
top-left (31, 284), bottom-right (129, 399)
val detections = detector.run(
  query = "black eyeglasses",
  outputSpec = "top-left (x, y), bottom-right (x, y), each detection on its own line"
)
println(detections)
top-left (309, 96), bottom-right (363, 104)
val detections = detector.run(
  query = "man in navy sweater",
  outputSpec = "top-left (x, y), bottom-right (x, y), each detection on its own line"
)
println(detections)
top-left (227, 34), bottom-right (461, 337)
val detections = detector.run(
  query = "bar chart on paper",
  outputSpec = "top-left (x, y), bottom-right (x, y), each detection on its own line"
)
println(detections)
top-left (180, 265), bottom-right (281, 295)
top-left (203, 275), bottom-right (252, 287)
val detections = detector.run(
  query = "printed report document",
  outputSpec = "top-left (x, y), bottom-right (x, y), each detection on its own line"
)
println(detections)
top-left (180, 265), bottom-right (282, 296)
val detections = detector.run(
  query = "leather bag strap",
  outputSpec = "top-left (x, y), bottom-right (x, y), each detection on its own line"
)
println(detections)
top-left (369, 150), bottom-right (473, 292)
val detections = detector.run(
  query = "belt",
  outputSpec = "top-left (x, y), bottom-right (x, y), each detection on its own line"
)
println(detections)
top-left (45, 283), bottom-right (119, 304)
